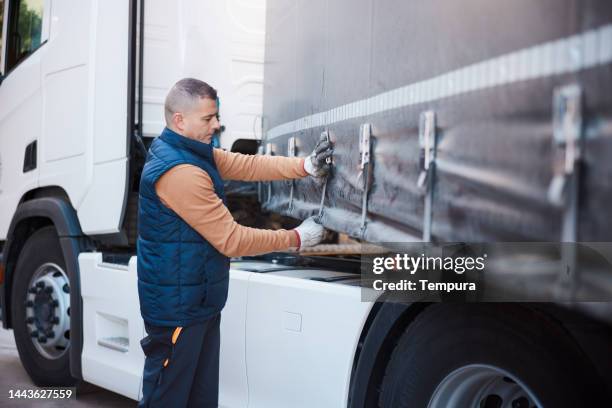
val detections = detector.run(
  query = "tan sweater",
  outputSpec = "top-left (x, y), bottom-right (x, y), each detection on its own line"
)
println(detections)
top-left (155, 148), bottom-right (307, 257)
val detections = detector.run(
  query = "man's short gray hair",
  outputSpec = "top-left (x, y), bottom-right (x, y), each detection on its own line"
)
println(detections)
top-left (164, 78), bottom-right (218, 126)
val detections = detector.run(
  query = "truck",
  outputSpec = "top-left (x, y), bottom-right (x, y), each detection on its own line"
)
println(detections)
top-left (1, 0), bottom-right (611, 407)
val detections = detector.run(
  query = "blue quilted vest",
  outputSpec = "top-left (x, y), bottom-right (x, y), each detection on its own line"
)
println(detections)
top-left (137, 127), bottom-right (230, 327)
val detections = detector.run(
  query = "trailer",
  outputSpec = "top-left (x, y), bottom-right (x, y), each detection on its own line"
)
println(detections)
top-left (1, 0), bottom-right (612, 407)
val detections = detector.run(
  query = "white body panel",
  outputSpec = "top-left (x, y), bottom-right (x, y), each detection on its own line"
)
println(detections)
top-left (219, 269), bottom-right (250, 407)
top-left (79, 256), bottom-right (372, 406)
top-left (80, 253), bottom-right (144, 400)
top-left (244, 267), bottom-right (372, 408)
top-left (39, 0), bottom-right (129, 235)
top-left (141, 0), bottom-right (266, 148)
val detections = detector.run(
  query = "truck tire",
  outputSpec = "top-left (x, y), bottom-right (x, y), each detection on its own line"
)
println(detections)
top-left (378, 304), bottom-right (604, 408)
top-left (11, 226), bottom-right (76, 386)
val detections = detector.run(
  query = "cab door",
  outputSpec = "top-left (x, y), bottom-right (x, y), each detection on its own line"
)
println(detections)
top-left (0, 0), bottom-right (50, 238)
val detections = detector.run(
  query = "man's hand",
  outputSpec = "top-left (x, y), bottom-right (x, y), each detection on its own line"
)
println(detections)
top-left (304, 134), bottom-right (333, 177)
top-left (293, 216), bottom-right (325, 249)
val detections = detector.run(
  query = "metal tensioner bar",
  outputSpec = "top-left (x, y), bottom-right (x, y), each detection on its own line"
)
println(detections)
top-left (317, 131), bottom-right (331, 221)
top-left (418, 111), bottom-right (437, 242)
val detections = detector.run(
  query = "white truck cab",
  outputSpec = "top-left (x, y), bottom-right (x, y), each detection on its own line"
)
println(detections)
top-left (0, 0), bottom-right (265, 239)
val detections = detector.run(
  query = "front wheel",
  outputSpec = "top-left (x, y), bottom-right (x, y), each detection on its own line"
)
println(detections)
top-left (11, 226), bottom-right (75, 386)
top-left (378, 304), bottom-right (605, 408)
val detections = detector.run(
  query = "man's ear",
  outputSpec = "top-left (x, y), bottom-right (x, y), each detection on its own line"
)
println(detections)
top-left (172, 112), bottom-right (184, 132)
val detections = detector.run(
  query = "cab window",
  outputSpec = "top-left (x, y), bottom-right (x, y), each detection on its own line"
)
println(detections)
top-left (5, 0), bottom-right (43, 73)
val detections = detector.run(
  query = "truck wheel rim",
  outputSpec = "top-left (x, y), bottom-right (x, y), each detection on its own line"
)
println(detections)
top-left (24, 263), bottom-right (70, 360)
top-left (428, 364), bottom-right (542, 408)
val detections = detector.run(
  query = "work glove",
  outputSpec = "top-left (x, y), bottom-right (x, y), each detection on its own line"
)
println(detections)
top-left (293, 216), bottom-right (325, 249)
top-left (304, 134), bottom-right (333, 177)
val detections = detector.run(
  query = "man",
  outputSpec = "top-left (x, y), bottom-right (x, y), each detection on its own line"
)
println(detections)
top-left (136, 78), bottom-right (332, 407)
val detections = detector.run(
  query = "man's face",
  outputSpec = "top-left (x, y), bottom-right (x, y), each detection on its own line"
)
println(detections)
top-left (173, 97), bottom-right (221, 144)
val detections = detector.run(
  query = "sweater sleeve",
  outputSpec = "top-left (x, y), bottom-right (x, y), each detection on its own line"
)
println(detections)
top-left (155, 164), bottom-right (299, 257)
top-left (213, 148), bottom-right (308, 181)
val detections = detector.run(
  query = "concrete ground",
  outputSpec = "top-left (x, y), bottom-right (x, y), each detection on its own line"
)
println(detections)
top-left (0, 328), bottom-right (135, 407)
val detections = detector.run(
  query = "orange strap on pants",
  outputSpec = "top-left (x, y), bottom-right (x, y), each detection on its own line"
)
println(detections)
top-left (163, 326), bottom-right (183, 368)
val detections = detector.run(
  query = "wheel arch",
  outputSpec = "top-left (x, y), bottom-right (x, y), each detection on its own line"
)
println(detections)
top-left (347, 301), bottom-right (431, 408)
top-left (1, 192), bottom-right (91, 380)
